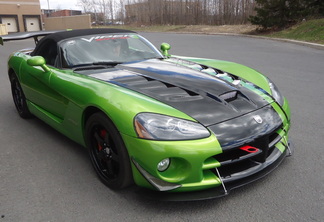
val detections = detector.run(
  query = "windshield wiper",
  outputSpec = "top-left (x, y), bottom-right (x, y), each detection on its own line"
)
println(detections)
top-left (72, 61), bottom-right (122, 70)
top-left (92, 61), bottom-right (122, 66)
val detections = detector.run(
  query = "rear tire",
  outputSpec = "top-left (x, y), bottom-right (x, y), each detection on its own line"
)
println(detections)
top-left (85, 112), bottom-right (133, 189)
top-left (10, 73), bottom-right (32, 119)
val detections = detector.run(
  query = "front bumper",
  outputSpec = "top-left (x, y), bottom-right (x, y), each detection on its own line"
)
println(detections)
top-left (135, 140), bottom-right (293, 201)
top-left (122, 102), bottom-right (291, 201)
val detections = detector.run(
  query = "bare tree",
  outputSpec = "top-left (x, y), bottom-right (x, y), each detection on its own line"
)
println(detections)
top-left (81, 0), bottom-right (257, 26)
top-left (78, 0), bottom-right (94, 13)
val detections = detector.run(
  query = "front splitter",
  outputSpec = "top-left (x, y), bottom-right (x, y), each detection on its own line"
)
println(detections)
top-left (136, 142), bottom-right (293, 201)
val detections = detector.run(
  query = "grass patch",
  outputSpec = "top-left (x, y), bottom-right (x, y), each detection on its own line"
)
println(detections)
top-left (264, 18), bottom-right (324, 44)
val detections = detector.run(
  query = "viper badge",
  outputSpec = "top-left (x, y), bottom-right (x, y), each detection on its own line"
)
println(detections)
top-left (253, 115), bottom-right (263, 124)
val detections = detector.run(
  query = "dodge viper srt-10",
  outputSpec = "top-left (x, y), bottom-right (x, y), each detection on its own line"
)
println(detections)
top-left (0, 29), bottom-right (292, 200)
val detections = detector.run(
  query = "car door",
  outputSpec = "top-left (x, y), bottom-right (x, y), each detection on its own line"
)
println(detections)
top-left (20, 39), bottom-right (68, 121)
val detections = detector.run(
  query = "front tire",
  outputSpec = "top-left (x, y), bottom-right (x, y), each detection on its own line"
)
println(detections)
top-left (10, 73), bottom-right (32, 119)
top-left (85, 112), bottom-right (133, 189)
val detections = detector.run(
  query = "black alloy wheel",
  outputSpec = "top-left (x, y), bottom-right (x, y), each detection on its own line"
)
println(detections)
top-left (85, 112), bottom-right (133, 189)
top-left (10, 74), bottom-right (32, 119)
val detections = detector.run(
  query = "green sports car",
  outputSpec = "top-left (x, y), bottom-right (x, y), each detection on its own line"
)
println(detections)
top-left (1, 29), bottom-right (292, 200)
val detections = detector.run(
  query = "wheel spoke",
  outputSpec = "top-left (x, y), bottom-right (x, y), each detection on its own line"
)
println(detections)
top-left (110, 148), bottom-right (119, 162)
top-left (92, 127), bottom-right (119, 179)
top-left (97, 149), bottom-right (107, 161)
top-left (93, 130), bottom-right (104, 150)
top-left (104, 132), bottom-right (119, 162)
top-left (104, 132), bottom-right (111, 147)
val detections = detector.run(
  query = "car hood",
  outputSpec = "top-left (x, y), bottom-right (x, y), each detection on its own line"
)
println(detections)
top-left (76, 59), bottom-right (271, 126)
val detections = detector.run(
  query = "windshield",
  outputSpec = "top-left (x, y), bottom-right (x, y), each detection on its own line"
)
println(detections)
top-left (60, 34), bottom-right (163, 68)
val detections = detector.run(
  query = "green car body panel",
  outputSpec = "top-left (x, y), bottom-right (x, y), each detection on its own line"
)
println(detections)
top-left (8, 51), bottom-right (291, 192)
top-left (2, 29), bottom-right (291, 199)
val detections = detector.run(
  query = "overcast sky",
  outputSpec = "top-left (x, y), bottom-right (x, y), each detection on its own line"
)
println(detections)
top-left (40, 0), bottom-right (82, 10)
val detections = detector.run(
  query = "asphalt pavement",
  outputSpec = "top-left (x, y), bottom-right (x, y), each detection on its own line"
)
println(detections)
top-left (0, 32), bottom-right (323, 221)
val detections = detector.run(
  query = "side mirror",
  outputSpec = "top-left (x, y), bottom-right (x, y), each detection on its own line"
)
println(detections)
top-left (27, 56), bottom-right (50, 72)
top-left (160, 43), bottom-right (171, 57)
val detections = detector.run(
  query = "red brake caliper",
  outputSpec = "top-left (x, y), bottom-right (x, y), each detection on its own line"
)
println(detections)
top-left (98, 129), bottom-right (107, 151)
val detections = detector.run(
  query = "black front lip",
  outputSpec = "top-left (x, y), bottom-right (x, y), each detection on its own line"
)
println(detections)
top-left (136, 141), bottom-right (292, 201)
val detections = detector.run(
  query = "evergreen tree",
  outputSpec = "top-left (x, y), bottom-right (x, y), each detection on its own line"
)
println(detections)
top-left (302, 0), bottom-right (324, 17)
top-left (250, 0), bottom-right (324, 29)
top-left (249, 0), bottom-right (304, 29)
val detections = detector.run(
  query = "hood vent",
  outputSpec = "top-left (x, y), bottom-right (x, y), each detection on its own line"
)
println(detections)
top-left (219, 91), bottom-right (238, 102)
top-left (115, 75), bottom-right (203, 102)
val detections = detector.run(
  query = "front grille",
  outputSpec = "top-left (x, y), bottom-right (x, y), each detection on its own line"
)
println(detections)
top-left (214, 159), bottom-right (260, 179)
top-left (213, 127), bottom-right (282, 180)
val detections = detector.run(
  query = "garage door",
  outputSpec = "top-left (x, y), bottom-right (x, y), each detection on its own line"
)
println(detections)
top-left (1, 17), bottom-right (18, 32)
top-left (25, 17), bottom-right (41, 31)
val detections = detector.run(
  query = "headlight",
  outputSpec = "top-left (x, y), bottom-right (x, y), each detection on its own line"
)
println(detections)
top-left (268, 78), bottom-right (284, 106)
top-left (134, 113), bottom-right (210, 140)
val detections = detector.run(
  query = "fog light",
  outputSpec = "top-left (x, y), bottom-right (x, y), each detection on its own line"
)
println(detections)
top-left (157, 158), bottom-right (170, 172)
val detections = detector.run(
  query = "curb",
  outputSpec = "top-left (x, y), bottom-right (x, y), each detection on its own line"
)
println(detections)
top-left (210, 32), bottom-right (324, 50)
top-left (182, 31), bottom-right (324, 50)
